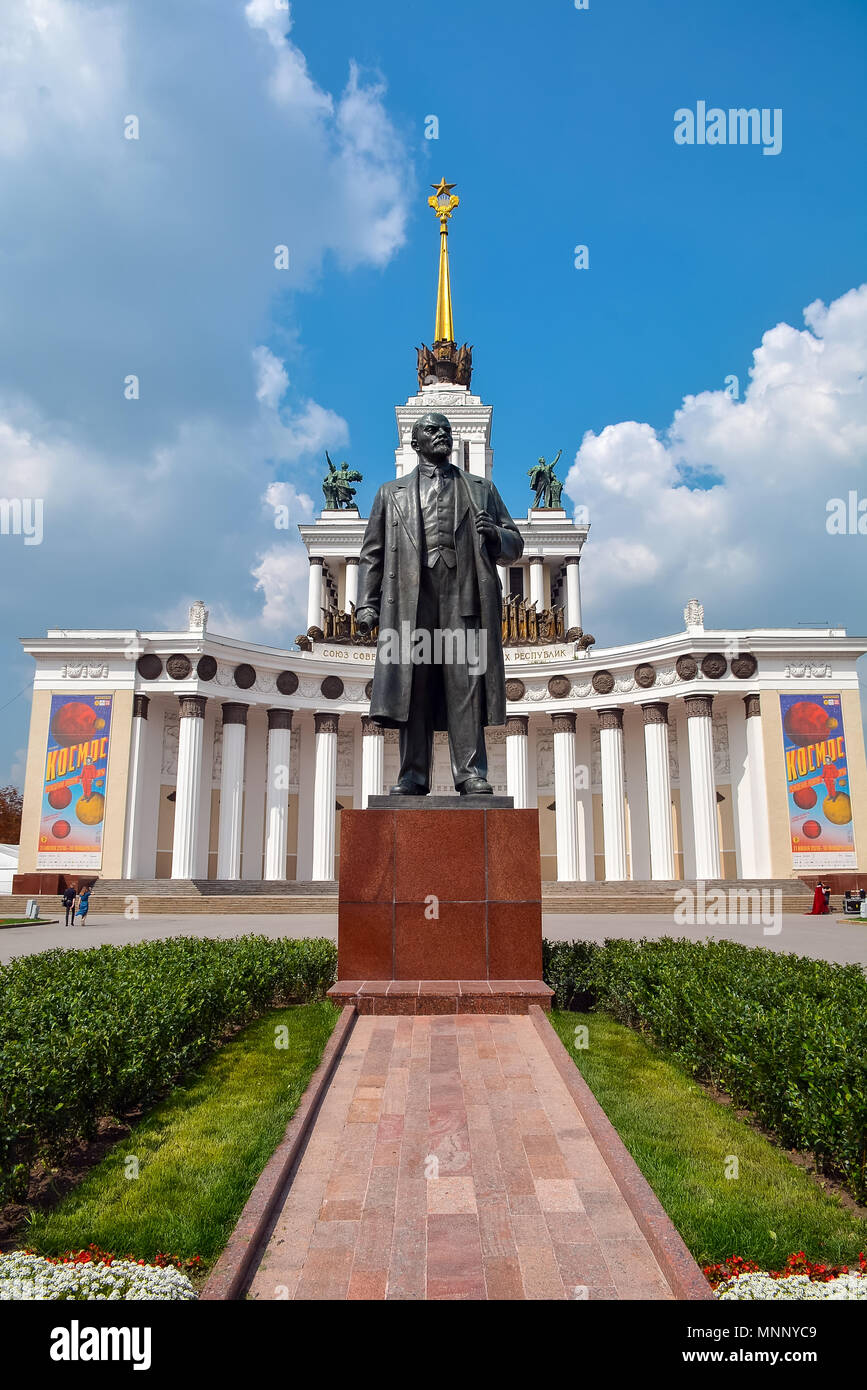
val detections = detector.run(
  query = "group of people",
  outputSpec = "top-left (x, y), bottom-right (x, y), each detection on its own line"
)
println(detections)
top-left (808, 880), bottom-right (832, 916)
top-left (60, 882), bottom-right (92, 926)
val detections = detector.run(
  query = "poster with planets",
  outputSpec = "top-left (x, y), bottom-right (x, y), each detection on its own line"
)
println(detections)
top-left (36, 694), bottom-right (114, 869)
top-left (780, 692), bottom-right (856, 869)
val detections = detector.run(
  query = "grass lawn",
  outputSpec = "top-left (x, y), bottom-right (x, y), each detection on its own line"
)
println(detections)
top-left (0, 919), bottom-right (59, 927)
top-left (25, 1000), bottom-right (339, 1266)
top-left (550, 1009), bottom-right (866, 1271)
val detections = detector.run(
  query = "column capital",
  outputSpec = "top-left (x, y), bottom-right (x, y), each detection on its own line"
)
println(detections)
top-left (308, 555), bottom-right (325, 567)
top-left (178, 694), bottom-right (207, 720)
top-left (505, 714), bottom-right (529, 737)
top-left (314, 712), bottom-right (340, 735)
top-left (133, 693), bottom-right (150, 721)
top-left (743, 692), bottom-right (761, 720)
top-left (564, 554), bottom-right (581, 566)
top-left (529, 554), bottom-right (544, 566)
top-left (684, 693), bottom-right (714, 719)
top-left (641, 701), bottom-right (669, 726)
top-left (345, 555), bottom-right (360, 567)
top-left (550, 711), bottom-right (577, 734)
top-left (221, 702), bottom-right (249, 726)
top-left (267, 708), bottom-right (293, 731)
top-left (596, 707), bottom-right (624, 731)
top-left (361, 715), bottom-right (383, 736)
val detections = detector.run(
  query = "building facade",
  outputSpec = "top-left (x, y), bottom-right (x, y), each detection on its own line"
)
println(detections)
top-left (15, 186), bottom-right (867, 886)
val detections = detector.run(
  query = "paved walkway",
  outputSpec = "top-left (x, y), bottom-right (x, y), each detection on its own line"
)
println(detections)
top-left (247, 1013), bottom-right (675, 1301)
top-left (3, 911), bottom-right (866, 967)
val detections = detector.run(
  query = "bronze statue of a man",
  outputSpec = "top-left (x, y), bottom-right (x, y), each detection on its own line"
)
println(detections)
top-left (355, 412), bottom-right (523, 795)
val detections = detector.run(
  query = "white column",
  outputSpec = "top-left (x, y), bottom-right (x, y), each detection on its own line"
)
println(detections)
top-left (565, 555), bottom-right (582, 633)
top-left (529, 556), bottom-right (544, 609)
top-left (216, 703), bottom-right (247, 879)
top-left (171, 696), bottom-right (206, 879)
top-left (552, 712), bottom-right (579, 881)
top-left (344, 557), bottom-right (359, 611)
top-left (642, 702), bottom-right (675, 879)
top-left (686, 694), bottom-right (722, 879)
top-left (574, 714), bottom-right (594, 881)
top-left (506, 715), bottom-right (529, 809)
top-left (307, 555), bottom-right (324, 631)
top-left (312, 712), bottom-right (339, 880)
top-left (598, 707), bottom-right (628, 880)
top-left (744, 693), bottom-right (772, 878)
top-left (264, 708), bottom-right (292, 880)
top-left (498, 562), bottom-right (511, 596)
top-left (123, 694), bottom-right (150, 878)
top-left (361, 715), bottom-right (384, 808)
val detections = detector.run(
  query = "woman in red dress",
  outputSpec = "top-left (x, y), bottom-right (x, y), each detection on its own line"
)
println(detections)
top-left (808, 879), bottom-right (830, 915)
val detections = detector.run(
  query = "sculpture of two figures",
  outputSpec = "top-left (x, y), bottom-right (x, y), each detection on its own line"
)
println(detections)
top-left (322, 451), bottom-right (363, 510)
top-left (528, 450), bottom-right (564, 509)
top-left (415, 342), bottom-right (473, 390)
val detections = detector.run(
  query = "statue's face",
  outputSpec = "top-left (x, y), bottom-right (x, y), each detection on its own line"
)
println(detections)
top-left (412, 413), bottom-right (452, 461)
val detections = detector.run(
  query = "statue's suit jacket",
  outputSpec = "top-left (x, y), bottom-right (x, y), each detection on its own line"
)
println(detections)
top-left (356, 464), bottom-right (524, 729)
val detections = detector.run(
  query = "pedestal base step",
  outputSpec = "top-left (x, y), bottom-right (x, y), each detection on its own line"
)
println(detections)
top-left (327, 979), bottom-right (553, 1015)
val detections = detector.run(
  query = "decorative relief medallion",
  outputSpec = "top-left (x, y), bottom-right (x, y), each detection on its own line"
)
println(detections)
top-left (196, 655), bottom-right (217, 681)
top-left (591, 670), bottom-right (615, 695)
top-left (731, 653), bottom-right (758, 680)
top-left (547, 675), bottom-right (571, 699)
top-left (234, 663), bottom-right (256, 690)
top-left (321, 675), bottom-right (344, 700)
top-left (634, 663), bottom-right (656, 689)
top-left (658, 666), bottom-right (678, 686)
top-left (136, 654), bottom-right (163, 681)
top-left (505, 678), bottom-right (526, 701)
top-left (166, 654), bottom-right (193, 681)
top-left (675, 655), bottom-right (698, 681)
top-left (700, 652), bottom-right (728, 680)
top-left (571, 681), bottom-right (592, 698)
top-left (277, 670), bottom-right (299, 696)
top-left (615, 676), bottom-right (636, 693)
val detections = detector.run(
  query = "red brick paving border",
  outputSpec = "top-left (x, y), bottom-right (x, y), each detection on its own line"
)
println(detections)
top-left (328, 979), bottom-right (554, 1015)
top-left (527, 1005), bottom-right (713, 1301)
top-left (201, 1004), bottom-right (356, 1301)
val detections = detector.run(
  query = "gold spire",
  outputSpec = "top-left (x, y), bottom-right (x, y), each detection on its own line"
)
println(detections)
top-left (428, 177), bottom-right (459, 343)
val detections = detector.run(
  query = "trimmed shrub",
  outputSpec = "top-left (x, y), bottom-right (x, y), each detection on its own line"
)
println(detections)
top-left (0, 935), bottom-right (337, 1202)
top-left (543, 937), bottom-right (867, 1202)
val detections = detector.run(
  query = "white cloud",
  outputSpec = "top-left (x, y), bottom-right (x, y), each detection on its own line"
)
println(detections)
top-left (253, 345), bottom-right (290, 410)
top-left (566, 284), bottom-right (867, 639)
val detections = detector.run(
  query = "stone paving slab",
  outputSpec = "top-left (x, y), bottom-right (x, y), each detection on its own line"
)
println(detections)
top-left (248, 1014), bottom-right (678, 1301)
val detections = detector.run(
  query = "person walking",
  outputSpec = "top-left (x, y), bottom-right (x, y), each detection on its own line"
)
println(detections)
top-left (76, 884), bottom-right (92, 925)
top-left (61, 883), bottom-right (77, 927)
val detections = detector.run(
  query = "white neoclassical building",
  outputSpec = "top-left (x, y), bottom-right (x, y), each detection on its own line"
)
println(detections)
top-left (14, 185), bottom-right (867, 889)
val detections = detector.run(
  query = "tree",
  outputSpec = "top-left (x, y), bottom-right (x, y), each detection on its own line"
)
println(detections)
top-left (0, 786), bottom-right (23, 844)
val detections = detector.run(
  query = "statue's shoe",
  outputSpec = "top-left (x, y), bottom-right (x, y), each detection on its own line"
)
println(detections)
top-left (458, 777), bottom-right (493, 796)
top-left (389, 781), bottom-right (428, 796)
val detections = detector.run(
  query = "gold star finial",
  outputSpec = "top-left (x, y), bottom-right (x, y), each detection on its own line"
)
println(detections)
top-left (427, 179), bottom-right (459, 342)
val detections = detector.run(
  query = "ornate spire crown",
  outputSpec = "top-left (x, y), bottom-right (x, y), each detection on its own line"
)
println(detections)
top-left (415, 178), bottom-right (474, 390)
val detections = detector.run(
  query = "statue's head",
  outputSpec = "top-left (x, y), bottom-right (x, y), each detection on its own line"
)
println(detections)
top-left (412, 412), bottom-right (452, 461)
top-left (538, 456), bottom-right (546, 465)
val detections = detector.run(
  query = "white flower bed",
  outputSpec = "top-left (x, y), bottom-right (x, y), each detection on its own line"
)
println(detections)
top-left (0, 1252), bottom-right (197, 1301)
top-left (717, 1272), bottom-right (867, 1300)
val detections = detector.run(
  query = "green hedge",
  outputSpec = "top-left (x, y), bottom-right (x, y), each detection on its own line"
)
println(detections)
top-left (543, 937), bottom-right (867, 1202)
top-left (0, 935), bottom-right (337, 1203)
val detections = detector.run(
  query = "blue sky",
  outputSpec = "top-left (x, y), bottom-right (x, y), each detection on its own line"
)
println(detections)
top-left (0, 0), bottom-right (865, 785)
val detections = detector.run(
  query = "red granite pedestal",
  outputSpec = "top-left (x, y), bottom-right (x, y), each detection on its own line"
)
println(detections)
top-left (328, 805), bottom-right (553, 1014)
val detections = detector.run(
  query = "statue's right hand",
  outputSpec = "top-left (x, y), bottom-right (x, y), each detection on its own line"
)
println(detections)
top-left (355, 607), bottom-right (377, 635)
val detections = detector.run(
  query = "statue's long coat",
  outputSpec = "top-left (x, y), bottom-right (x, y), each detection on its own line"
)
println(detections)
top-left (356, 464), bottom-right (523, 730)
